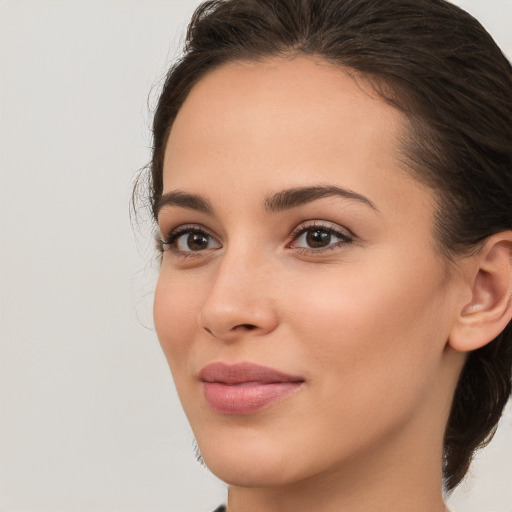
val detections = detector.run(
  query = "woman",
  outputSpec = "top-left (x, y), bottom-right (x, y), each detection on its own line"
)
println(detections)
top-left (142, 0), bottom-right (512, 510)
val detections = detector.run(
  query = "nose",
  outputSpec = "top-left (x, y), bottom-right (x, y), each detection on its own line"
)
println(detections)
top-left (198, 249), bottom-right (279, 341)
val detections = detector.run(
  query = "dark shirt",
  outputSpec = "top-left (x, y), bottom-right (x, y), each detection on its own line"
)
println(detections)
top-left (213, 506), bottom-right (226, 512)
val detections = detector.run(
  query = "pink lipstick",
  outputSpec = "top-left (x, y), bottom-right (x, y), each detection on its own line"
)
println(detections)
top-left (199, 362), bottom-right (305, 415)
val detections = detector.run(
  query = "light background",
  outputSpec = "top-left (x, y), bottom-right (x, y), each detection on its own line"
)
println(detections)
top-left (0, 1), bottom-right (511, 511)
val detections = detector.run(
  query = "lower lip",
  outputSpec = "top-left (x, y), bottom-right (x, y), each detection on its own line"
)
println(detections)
top-left (203, 381), bottom-right (303, 415)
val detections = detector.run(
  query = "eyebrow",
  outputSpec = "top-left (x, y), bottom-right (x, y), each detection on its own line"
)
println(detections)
top-left (155, 185), bottom-right (377, 219)
top-left (155, 190), bottom-right (214, 218)
top-left (264, 185), bottom-right (378, 213)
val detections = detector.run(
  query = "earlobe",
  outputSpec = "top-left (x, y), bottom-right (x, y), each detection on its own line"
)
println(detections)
top-left (449, 233), bottom-right (512, 353)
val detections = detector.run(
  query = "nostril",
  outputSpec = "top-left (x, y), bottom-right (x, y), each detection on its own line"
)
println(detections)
top-left (238, 324), bottom-right (257, 330)
top-left (202, 323), bottom-right (260, 338)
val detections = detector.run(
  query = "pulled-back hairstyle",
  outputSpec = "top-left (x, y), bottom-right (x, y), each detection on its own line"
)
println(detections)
top-left (145, 0), bottom-right (512, 491)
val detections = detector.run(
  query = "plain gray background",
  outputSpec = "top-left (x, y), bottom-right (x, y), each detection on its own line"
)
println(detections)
top-left (1, 1), bottom-right (511, 511)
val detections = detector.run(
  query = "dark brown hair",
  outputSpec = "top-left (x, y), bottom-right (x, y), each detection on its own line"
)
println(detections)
top-left (144, 0), bottom-right (512, 491)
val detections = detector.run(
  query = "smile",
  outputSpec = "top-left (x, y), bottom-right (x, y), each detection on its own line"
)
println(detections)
top-left (199, 362), bottom-right (305, 415)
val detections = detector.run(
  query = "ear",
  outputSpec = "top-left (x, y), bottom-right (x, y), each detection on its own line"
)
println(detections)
top-left (449, 232), bottom-right (512, 352)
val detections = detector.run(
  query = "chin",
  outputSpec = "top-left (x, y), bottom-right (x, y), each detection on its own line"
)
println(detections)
top-left (195, 429), bottom-right (307, 488)
top-left (205, 457), bottom-right (297, 488)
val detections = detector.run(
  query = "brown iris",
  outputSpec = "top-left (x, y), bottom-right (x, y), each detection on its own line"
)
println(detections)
top-left (187, 232), bottom-right (210, 251)
top-left (306, 229), bottom-right (331, 248)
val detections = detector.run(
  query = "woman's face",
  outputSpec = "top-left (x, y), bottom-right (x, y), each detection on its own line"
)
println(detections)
top-left (154, 57), bottom-right (466, 488)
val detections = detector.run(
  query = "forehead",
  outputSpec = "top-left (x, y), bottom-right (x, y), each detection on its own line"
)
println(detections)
top-left (163, 56), bottom-right (430, 221)
top-left (165, 57), bottom-right (406, 172)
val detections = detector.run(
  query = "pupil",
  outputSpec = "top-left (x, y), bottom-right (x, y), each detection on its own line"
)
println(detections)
top-left (306, 230), bottom-right (330, 248)
top-left (188, 233), bottom-right (208, 250)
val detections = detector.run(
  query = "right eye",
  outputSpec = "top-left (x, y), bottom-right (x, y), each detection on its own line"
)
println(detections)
top-left (162, 226), bottom-right (221, 255)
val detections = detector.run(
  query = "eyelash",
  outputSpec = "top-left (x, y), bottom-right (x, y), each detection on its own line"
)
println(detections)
top-left (160, 224), bottom-right (216, 259)
top-left (289, 222), bottom-right (353, 254)
top-left (160, 222), bottom-right (353, 259)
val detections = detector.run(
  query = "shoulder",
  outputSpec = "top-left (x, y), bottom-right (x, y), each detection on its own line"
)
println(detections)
top-left (212, 506), bottom-right (226, 512)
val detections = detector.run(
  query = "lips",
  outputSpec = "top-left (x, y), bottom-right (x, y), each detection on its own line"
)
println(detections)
top-left (199, 362), bottom-right (305, 415)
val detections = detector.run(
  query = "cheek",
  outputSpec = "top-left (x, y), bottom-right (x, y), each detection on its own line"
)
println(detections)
top-left (287, 253), bottom-right (450, 395)
top-left (153, 269), bottom-right (201, 368)
top-left (268, 257), bottom-right (452, 469)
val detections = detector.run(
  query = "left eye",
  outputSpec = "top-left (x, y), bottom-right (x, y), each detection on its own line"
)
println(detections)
top-left (291, 226), bottom-right (352, 250)
top-left (164, 228), bottom-right (221, 253)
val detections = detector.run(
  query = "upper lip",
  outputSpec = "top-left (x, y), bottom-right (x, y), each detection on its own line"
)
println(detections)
top-left (199, 362), bottom-right (305, 385)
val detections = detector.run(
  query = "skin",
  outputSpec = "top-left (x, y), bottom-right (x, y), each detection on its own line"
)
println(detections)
top-left (153, 56), bottom-right (473, 512)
